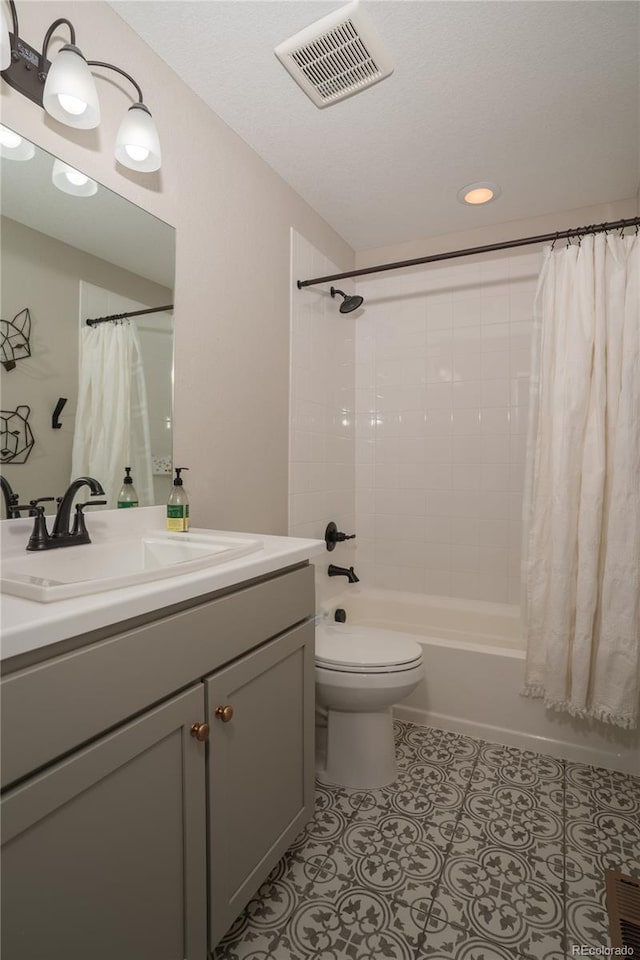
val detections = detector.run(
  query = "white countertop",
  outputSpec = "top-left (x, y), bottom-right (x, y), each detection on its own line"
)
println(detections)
top-left (0, 507), bottom-right (324, 661)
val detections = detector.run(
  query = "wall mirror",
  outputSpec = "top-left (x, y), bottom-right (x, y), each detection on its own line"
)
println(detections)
top-left (0, 128), bottom-right (175, 514)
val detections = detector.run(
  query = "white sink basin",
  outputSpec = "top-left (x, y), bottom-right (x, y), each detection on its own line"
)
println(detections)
top-left (0, 531), bottom-right (263, 603)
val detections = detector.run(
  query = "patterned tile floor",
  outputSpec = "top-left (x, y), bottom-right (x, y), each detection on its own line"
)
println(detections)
top-left (214, 720), bottom-right (640, 960)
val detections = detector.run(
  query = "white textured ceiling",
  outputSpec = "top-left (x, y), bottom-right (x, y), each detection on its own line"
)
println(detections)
top-left (111, 1), bottom-right (639, 251)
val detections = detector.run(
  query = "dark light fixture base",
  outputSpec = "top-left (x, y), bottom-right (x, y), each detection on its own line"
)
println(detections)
top-left (2, 34), bottom-right (50, 106)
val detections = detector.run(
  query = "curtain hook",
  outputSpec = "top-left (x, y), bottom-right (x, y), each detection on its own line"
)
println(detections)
top-left (551, 232), bottom-right (558, 251)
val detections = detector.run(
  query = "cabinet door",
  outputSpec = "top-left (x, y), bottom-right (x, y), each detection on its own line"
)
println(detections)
top-left (1, 685), bottom-right (208, 960)
top-left (206, 620), bottom-right (315, 946)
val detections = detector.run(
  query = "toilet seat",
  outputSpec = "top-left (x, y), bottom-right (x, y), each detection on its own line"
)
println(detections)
top-left (316, 624), bottom-right (423, 674)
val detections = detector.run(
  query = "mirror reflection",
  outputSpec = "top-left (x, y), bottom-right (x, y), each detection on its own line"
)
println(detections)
top-left (0, 128), bottom-right (175, 514)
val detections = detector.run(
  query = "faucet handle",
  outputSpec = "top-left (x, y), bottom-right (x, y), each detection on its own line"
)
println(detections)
top-left (28, 497), bottom-right (55, 517)
top-left (71, 501), bottom-right (107, 539)
top-left (324, 521), bottom-right (357, 551)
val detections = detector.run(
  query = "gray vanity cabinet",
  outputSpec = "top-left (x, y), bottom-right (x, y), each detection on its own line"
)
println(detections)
top-left (206, 620), bottom-right (315, 945)
top-left (1, 563), bottom-right (316, 959)
top-left (1, 684), bottom-right (208, 960)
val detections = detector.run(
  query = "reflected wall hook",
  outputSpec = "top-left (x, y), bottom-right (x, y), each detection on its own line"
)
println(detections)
top-left (52, 397), bottom-right (67, 429)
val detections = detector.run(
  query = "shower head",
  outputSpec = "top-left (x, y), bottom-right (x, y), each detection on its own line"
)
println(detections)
top-left (330, 287), bottom-right (364, 314)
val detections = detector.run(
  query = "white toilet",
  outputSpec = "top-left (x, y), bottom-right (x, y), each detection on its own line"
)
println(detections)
top-left (315, 623), bottom-right (424, 789)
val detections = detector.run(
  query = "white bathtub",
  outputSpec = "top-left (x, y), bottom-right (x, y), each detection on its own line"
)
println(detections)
top-left (326, 587), bottom-right (639, 775)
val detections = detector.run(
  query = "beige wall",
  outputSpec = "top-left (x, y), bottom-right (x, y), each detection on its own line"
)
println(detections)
top-left (355, 198), bottom-right (637, 270)
top-left (1, 215), bottom-right (171, 512)
top-left (1, 1), bottom-right (354, 534)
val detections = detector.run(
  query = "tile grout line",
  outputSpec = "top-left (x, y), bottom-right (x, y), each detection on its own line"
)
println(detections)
top-left (562, 758), bottom-right (568, 959)
top-left (265, 781), bottom-right (371, 960)
top-left (417, 737), bottom-right (483, 950)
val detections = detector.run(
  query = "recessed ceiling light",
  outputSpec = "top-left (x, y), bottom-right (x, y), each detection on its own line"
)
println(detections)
top-left (458, 181), bottom-right (501, 205)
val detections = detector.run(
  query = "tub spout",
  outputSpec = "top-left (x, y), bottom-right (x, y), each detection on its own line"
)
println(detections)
top-left (328, 564), bottom-right (359, 583)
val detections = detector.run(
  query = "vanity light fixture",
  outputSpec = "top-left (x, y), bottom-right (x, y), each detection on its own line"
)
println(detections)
top-left (0, 0), bottom-right (162, 171)
top-left (0, 122), bottom-right (34, 159)
top-left (457, 181), bottom-right (501, 205)
top-left (0, 3), bottom-right (11, 70)
top-left (51, 158), bottom-right (98, 197)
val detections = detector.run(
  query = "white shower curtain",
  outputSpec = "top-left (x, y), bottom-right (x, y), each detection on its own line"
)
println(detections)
top-left (522, 233), bottom-right (639, 729)
top-left (72, 321), bottom-right (154, 509)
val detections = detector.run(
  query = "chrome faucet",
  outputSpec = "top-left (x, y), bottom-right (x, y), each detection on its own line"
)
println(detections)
top-left (24, 477), bottom-right (106, 551)
top-left (0, 476), bottom-right (21, 519)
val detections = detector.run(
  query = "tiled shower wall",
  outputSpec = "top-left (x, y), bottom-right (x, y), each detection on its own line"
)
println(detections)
top-left (354, 251), bottom-right (538, 604)
top-left (289, 230), bottom-right (356, 605)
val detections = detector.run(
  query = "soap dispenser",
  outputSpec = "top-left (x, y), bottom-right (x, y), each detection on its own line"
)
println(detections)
top-left (117, 467), bottom-right (139, 508)
top-left (167, 467), bottom-right (189, 532)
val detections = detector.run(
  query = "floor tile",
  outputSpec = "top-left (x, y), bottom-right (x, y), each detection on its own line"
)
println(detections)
top-left (288, 784), bottom-right (357, 856)
top-left (330, 813), bottom-right (447, 904)
top-left (461, 782), bottom-right (564, 859)
top-left (565, 896), bottom-right (611, 951)
top-left (217, 721), bottom-right (636, 960)
top-left (274, 887), bottom-right (423, 959)
top-left (422, 915), bottom-right (565, 959)
top-left (429, 844), bottom-right (565, 956)
top-left (214, 923), bottom-right (279, 960)
top-left (565, 808), bottom-right (640, 876)
top-left (565, 762), bottom-right (640, 817)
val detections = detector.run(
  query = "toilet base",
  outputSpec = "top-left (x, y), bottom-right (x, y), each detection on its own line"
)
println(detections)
top-left (316, 707), bottom-right (397, 789)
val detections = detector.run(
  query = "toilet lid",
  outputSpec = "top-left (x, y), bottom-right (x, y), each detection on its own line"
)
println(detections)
top-left (316, 624), bottom-right (423, 672)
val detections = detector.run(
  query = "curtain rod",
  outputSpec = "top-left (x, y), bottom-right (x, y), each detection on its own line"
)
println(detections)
top-left (296, 217), bottom-right (640, 289)
top-left (85, 304), bottom-right (174, 327)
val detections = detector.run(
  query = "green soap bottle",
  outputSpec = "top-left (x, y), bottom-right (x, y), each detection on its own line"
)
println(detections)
top-left (167, 467), bottom-right (189, 532)
top-left (117, 467), bottom-right (139, 508)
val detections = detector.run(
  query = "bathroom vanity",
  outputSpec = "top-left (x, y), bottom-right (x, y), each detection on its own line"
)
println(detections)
top-left (0, 510), bottom-right (322, 960)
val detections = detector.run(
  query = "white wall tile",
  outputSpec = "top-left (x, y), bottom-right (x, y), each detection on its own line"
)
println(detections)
top-left (349, 251), bottom-right (534, 604)
top-left (481, 379), bottom-right (511, 407)
top-left (480, 408), bottom-right (511, 435)
top-left (453, 297), bottom-right (482, 328)
top-left (290, 232), bottom-right (355, 600)
top-left (451, 354), bottom-right (479, 382)
top-left (452, 408), bottom-right (482, 435)
top-left (452, 435), bottom-right (484, 464)
top-left (480, 294), bottom-right (510, 326)
top-left (424, 515), bottom-right (452, 543)
top-left (426, 299), bottom-right (453, 330)
top-left (482, 350), bottom-right (511, 380)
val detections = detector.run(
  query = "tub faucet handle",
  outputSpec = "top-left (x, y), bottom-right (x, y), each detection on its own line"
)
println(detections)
top-left (325, 521), bottom-right (357, 552)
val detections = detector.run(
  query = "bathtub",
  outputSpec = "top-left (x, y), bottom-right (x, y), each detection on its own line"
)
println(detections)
top-left (324, 587), bottom-right (639, 775)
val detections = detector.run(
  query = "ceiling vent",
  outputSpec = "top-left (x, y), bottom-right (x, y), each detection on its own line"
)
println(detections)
top-left (275, 1), bottom-right (393, 109)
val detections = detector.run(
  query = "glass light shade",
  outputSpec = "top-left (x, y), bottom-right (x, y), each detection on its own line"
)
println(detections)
top-left (1, 5), bottom-right (11, 71)
top-left (52, 159), bottom-right (98, 197)
top-left (42, 45), bottom-right (100, 129)
top-left (115, 104), bottom-right (161, 172)
top-left (0, 125), bottom-right (35, 161)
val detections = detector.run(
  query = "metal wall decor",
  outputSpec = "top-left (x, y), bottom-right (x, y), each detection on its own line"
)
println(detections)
top-left (0, 405), bottom-right (35, 463)
top-left (1, 307), bottom-right (31, 371)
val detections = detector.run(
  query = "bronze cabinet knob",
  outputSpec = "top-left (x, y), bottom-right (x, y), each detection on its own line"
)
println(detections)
top-left (215, 705), bottom-right (234, 723)
top-left (190, 722), bottom-right (210, 742)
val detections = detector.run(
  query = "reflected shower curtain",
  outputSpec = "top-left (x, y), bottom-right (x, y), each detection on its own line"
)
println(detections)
top-left (522, 233), bottom-right (639, 729)
top-left (72, 320), bottom-right (154, 509)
